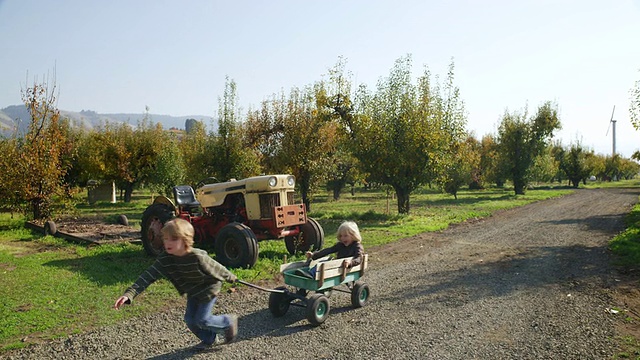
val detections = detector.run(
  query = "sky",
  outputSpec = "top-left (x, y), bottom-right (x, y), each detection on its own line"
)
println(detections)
top-left (1, 0), bottom-right (639, 158)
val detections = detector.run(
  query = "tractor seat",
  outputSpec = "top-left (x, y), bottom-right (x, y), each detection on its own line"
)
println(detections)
top-left (173, 185), bottom-right (201, 208)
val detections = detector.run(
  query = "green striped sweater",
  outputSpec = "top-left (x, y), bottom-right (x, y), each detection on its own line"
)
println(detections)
top-left (123, 248), bottom-right (235, 303)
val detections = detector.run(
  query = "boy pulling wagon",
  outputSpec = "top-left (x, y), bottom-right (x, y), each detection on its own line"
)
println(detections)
top-left (114, 218), bottom-right (238, 351)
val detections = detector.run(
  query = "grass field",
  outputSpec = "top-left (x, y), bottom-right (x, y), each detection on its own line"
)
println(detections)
top-left (0, 180), bottom-right (637, 351)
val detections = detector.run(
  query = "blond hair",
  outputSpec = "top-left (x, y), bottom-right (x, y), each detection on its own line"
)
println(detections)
top-left (161, 218), bottom-right (195, 249)
top-left (337, 221), bottom-right (362, 242)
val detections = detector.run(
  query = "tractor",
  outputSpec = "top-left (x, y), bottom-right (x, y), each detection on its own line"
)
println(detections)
top-left (140, 174), bottom-right (324, 268)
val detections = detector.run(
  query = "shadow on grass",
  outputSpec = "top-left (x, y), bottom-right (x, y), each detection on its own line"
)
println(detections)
top-left (42, 245), bottom-right (154, 286)
top-left (416, 194), bottom-right (516, 208)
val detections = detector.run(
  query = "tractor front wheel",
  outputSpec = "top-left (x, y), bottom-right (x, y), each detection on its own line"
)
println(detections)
top-left (141, 204), bottom-right (175, 256)
top-left (284, 218), bottom-right (325, 254)
top-left (215, 222), bottom-right (258, 268)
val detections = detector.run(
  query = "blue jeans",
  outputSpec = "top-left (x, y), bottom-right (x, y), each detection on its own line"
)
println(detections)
top-left (184, 296), bottom-right (232, 345)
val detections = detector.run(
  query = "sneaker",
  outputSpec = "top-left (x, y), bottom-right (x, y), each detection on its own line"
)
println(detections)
top-left (193, 341), bottom-right (215, 351)
top-left (295, 268), bottom-right (313, 279)
top-left (224, 314), bottom-right (238, 344)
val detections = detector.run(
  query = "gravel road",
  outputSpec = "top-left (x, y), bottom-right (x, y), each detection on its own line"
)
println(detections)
top-left (3, 187), bottom-right (639, 360)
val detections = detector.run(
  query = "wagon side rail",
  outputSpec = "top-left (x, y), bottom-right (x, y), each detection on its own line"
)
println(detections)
top-left (315, 254), bottom-right (368, 287)
top-left (281, 254), bottom-right (368, 290)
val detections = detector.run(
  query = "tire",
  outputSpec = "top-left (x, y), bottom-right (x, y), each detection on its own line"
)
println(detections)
top-left (44, 220), bottom-right (57, 236)
top-left (215, 222), bottom-right (258, 269)
top-left (306, 293), bottom-right (330, 326)
top-left (284, 218), bottom-right (325, 254)
top-left (117, 214), bottom-right (129, 226)
top-left (141, 204), bottom-right (175, 256)
top-left (268, 286), bottom-right (291, 317)
top-left (350, 281), bottom-right (370, 308)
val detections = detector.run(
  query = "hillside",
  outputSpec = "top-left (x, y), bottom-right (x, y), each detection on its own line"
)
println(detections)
top-left (0, 105), bottom-right (215, 135)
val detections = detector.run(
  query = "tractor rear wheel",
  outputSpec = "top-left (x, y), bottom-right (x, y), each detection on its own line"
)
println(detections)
top-left (284, 218), bottom-right (325, 254)
top-left (141, 204), bottom-right (175, 256)
top-left (215, 222), bottom-right (258, 268)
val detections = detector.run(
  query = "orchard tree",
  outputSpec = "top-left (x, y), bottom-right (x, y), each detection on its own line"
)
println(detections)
top-left (0, 136), bottom-right (21, 214)
top-left (13, 78), bottom-right (75, 219)
top-left (275, 84), bottom-right (338, 211)
top-left (441, 136), bottom-right (478, 199)
top-left (479, 135), bottom-right (506, 187)
top-left (630, 73), bottom-right (640, 130)
top-left (348, 55), bottom-right (467, 213)
top-left (179, 119), bottom-right (211, 185)
top-left (320, 57), bottom-right (365, 200)
top-left (244, 81), bottom-right (338, 211)
top-left (464, 135), bottom-right (484, 190)
top-left (497, 101), bottom-right (561, 195)
top-left (603, 154), bottom-right (622, 181)
top-left (244, 97), bottom-right (284, 174)
top-left (585, 152), bottom-right (605, 181)
top-left (619, 157), bottom-right (640, 179)
top-left (59, 125), bottom-right (88, 191)
top-left (210, 77), bottom-right (261, 181)
top-left (530, 145), bottom-right (559, 184)
top-left (559, 142), bottom-right (591, 188)
top-left (3, 79), bottom-right (75, 219)
top-left (147, 134), bottom-right (185, 196)
top-left (325, 147), bottom-right (362, 201)
top-left (92, 111), bottom-right (169, 202)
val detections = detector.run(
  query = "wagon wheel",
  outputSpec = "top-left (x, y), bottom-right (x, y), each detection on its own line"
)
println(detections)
top-left (141, 204), bottom-right (175, 256)
top-left (44, 220), bottom-right (57, 236)
top-left (350, 281), bottom-right (370, 308)
top-left (284, 218), bottom-right (325, 254)
top-left (306, 293), bottom-right (330, 326)
top-left (268, 286), bottom-right (291, 317)
top-left (215, 222), bottom-right (258, 269)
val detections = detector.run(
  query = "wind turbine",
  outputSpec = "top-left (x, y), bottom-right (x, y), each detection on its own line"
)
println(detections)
top-left (606, 105), bottom-right (617, 156)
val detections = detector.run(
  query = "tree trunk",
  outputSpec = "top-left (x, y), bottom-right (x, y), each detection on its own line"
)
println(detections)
top-left (332, 187), bottom-right (341, 201)
top-left (513, 178), bottom-right (526, 195)
top-left (31, 198), bottom-right (43, 220)
top-left (124, 182), bottom-right (134, 203)
top-left (299, 174), bottom-right (311, 213)
top-left (394, 185), bottom-right (411, 214)
top-left (570, 177), bottom-right (580, 188)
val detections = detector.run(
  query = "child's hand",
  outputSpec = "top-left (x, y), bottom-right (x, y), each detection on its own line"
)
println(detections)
top-left (305, 251), bottom-right (313, 259)
top-left (114, 296), bottom-right (129, 310)
top-left (227, 274), bottom-right (238, 283)
top-left (343, 259), bottom-right (352, 269)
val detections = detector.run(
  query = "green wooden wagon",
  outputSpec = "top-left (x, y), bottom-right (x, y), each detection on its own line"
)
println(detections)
top-left (239, 254), bottom-right (370, 326)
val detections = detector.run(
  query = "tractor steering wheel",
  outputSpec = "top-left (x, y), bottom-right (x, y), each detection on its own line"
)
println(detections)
top-left (196, 177), bottom-right (219, 189)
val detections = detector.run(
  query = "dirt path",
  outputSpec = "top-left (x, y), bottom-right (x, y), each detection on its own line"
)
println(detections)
top-left (4, 188), bottom-right (640, 360)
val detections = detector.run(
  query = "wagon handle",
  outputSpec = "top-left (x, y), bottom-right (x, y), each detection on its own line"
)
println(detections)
top-left (237, 279), bottom-right (285, 294)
